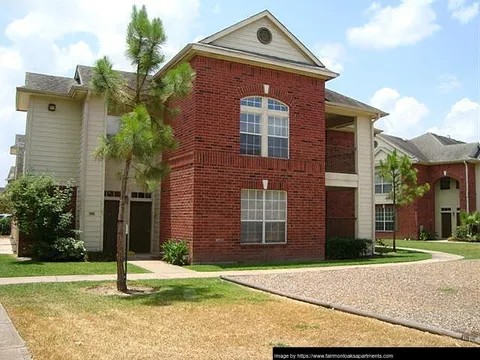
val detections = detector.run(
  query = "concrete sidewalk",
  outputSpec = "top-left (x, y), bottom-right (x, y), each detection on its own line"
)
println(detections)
top-left (0, 247), bottom-right (463, 286)
top-left (0, 304), bottom-right (31, 359)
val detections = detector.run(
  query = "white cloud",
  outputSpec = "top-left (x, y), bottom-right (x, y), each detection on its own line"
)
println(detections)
top-left (428, 98), bottom-right (480, 142)
top-left (53, 41), bottom-right (95, 73)
top-left (0, 48), bottom-right (23, 70)
top-left (448, 0), bottom-right (479, 24)
top-left (313, 43), bottom-right (346, 73)
top-left (0, 0), bottom-right (201, 185)
top-left (347, 0), bottom-right (440, 49)
top-left (371, 87), bottom-right (430, 137)
top-left (438, 74), bottom-right (461, 93)
top-left (213, 4), bottom-right (221, 14)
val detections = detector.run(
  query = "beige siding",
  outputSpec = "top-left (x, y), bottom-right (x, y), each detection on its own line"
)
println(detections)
top-left (24, 96), bottom-right (81, 184)
top-left (355, 116), bottom-right (374, 240)
top-left (104, 160), bottom-right (144, 192)
top-left (434, 178), bottom-right (460, 237)
top-left (476, 164), bottom-right (480, 211)
top-left (211, 17), bottom-right (313, 65)
top-left (79, 95), bottom-right (106, 251)
top-left (325, 172), bottom-right (358, 187)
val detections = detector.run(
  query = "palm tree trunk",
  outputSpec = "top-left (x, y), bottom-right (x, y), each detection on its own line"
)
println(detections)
top-left (116, 156), bottom-right (132, 292)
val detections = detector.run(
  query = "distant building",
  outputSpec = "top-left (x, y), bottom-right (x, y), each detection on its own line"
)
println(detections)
top-left (374, 132), bottom-right (480, 239)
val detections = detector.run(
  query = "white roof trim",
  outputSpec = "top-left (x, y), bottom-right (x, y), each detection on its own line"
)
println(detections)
top-left (154, 42), bottom-right (338, 80)
top-left (199, 10), bottom-right (325, 68)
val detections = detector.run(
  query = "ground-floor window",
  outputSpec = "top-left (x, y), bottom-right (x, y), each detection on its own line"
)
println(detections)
top-left (241, 189), bottom-right (287, 244)
top-left (375, 205), bottom-right (394, 231)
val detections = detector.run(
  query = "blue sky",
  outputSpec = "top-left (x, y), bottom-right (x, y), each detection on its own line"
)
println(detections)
top-left (0, 0), bottom-right (479, 185)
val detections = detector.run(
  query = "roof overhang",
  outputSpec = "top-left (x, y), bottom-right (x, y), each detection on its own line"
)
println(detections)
top-left (415, 159), bottom-right (480, 165)
top-left (326, 101), bottom-right (388, 119)
top-left (16, 86), bottom-right (87, 112)
top-left (154, 42), bottom-right (338, 81)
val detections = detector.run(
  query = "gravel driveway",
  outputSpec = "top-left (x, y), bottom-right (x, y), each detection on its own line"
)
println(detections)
top-left (226, 259), bottom-right (480, 337)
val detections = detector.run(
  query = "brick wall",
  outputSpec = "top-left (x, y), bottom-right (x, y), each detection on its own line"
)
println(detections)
top-left (375, 162), bottom-right (476, 239)
top-left (161, 56), bottom-right (326, 263)
top-left (326, 187), bottom-right (355, 238)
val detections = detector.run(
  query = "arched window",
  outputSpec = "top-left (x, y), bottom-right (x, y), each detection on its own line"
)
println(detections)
top-left (240, 96), bottom-right (289, 159)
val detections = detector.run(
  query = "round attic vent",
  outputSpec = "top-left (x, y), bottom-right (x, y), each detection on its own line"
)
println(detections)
top-left (257, 27), bottom-right (272, 44)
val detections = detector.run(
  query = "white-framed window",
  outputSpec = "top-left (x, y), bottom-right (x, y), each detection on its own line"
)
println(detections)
top-left (241, 189), bottom-right (287, 244)
top-left (375, 173), bottom-right (392, 194)
top-left (375, 205), bottom-right (394, 231)
top-left (240, 97), bottom-right (289, 159)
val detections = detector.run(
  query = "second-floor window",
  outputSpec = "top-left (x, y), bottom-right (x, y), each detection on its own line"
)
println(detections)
top-left (375, 173), bottom-right (392, 194)
top-left (240, 96), bottom-right (289, 159)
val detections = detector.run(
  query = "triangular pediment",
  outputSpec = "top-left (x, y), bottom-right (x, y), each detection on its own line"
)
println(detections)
top-left (200, 10), bottom-right (323, 67)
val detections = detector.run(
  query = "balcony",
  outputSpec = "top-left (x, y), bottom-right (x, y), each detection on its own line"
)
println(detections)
top-left (326, 145), bottom-right (355, 174)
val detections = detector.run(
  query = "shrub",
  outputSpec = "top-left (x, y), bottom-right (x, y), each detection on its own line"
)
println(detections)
top-left (455, 225), bottom-right (468, 240)
top-left (419, 230), bottom-right (437, 241)
top-left (4, 174), bottom-right (76, 259)
top-left (447, 236), bottom-right (458, 242)
top-left (326, 237), bottom-right (372, 260)
top-left (162, 239), bottom-right (189, 265)
top-left (0, 217), bottom-right (10, 235)
top-left (34, 237), bottom-right (87, 261)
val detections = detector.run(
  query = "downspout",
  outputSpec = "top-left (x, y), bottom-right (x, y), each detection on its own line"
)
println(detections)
top-left (464, 161), bottom-right (469, 213)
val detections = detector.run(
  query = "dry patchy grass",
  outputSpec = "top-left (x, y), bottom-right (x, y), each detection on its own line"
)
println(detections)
top-left (0, 279), bottom-right (475, 360)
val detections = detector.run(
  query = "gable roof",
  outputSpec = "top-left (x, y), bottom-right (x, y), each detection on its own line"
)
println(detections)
top-left (325, 89), bottom-right (387, 116)
top-left (200, 10), bottom-right (324, 68)
top-left (377, 132), bottom-right (480, 164)
top-left (23, 72), bottom-right (77, 96)
top-left (377, 134), bottom-right (428, 162)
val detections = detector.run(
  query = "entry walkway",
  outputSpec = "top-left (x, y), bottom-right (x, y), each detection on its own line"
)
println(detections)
top-left (0, 247), bottom-right (463, 286)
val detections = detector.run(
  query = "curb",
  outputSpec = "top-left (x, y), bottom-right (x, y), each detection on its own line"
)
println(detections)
top-left (220, 275), bottom-right (480, 345)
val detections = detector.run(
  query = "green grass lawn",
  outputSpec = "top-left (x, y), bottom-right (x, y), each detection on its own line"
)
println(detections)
top-left (0, 254), bottom-right (149, 277)
top-left (186, 249), bottom-right (431, 272)
top-left (0, 278), bottom-right (471, 359)
top-left (385, 239), bottom-right (480, 259)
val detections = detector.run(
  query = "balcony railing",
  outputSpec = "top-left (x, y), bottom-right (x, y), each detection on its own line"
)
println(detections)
top-left (326, 217), bottom-right (356, 239)
top-left (326, 145), bottom-right (355, 174)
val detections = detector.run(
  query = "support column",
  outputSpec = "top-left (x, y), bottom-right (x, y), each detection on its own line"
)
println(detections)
top-left (354, 116), bottom-right (375, 243)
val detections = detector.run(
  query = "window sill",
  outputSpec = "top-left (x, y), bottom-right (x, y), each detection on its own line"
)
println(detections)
top-left (240, 242), bottom-right (287, 246)
top-left (239, 154), bottom-right (289, 161)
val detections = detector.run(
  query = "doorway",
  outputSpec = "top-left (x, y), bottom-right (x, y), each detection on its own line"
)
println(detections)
top-left (441, 208), bottom-right (452, 238)
top-left (103, 200), bottom-right (119, 254)
top-left (129, 201), bottom-right (152, 253)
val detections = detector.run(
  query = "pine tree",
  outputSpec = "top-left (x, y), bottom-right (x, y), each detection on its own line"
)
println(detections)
top-left (378, 150), bottom-right (430, 252)
top-left (92, 5), bottom-right (195, 292)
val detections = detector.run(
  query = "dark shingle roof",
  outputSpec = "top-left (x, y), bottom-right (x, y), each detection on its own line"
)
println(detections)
top-left (75, 65), bottom-right (147, 89)
top-left (379, 132), bottom-right (480, 163)
top-left (24, 73), bottom-right (77, 95)
top-left (378, 134), bottom-right (428, 162)
top-left (325, 88), bottom-right (386, 115)
top-left (430, 133), bottom-right (465, 146)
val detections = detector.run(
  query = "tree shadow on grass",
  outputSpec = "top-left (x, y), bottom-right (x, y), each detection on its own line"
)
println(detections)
top-left (117, 284), bottom-right (224, 306)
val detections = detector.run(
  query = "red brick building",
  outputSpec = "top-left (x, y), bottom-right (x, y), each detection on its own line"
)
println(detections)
top-left (374, 133), bottom-right (480, 239)
top-left (158, 11), bottom-right (386, 263)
